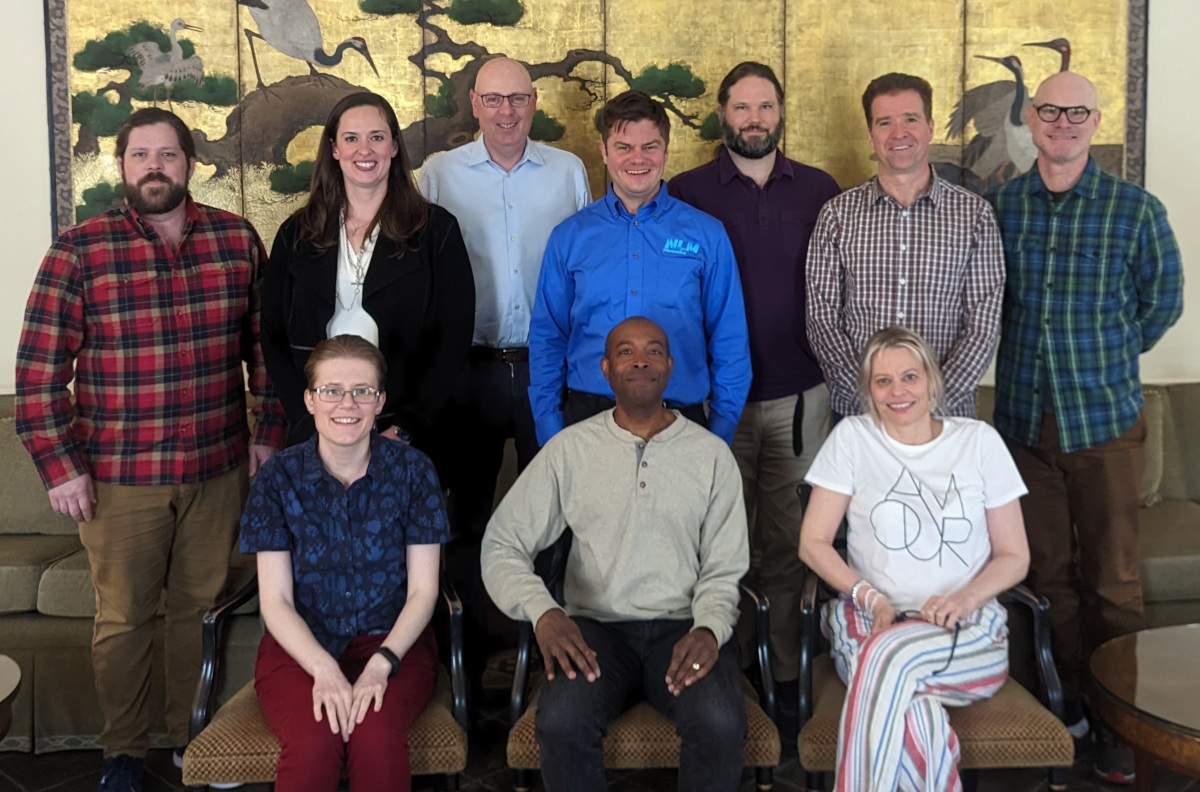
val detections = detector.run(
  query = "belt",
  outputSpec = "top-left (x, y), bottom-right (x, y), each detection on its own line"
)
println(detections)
top-left (471, 346), bottom-right (529, 363)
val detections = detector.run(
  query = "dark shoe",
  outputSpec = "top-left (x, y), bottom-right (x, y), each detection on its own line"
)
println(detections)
top-left (1063, 697), bottom-right (1090, 739)
top-left (775, 678), bottom-right (800, 744)
top-left (98, 755), bottom-right (143, 792)
top-left (1094, 727), bottom-right (1135, 785)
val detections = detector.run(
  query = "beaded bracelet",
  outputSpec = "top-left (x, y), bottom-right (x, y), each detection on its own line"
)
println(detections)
top-left (849, 579), bottom-right (867, 610)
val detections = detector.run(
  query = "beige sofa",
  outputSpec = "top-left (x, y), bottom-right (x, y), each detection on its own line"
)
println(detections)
top-left (0, 404), bottom-right (261, 753)
top-left (3, 386), bottom-right (1199, 752)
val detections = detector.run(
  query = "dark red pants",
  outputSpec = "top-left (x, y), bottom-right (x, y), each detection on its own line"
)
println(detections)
top-left (255, 628), bottom-right (438, 792)
top-left (1006, 412), bottom-right (1147, 700)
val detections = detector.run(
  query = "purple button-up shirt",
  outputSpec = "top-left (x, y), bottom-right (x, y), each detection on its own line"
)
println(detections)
top-left (669, 149), bottom-right (841, 401)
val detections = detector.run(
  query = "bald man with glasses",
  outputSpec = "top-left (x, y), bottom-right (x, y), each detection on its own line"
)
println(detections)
top-left (986, 71), bottom-right (1183, 785)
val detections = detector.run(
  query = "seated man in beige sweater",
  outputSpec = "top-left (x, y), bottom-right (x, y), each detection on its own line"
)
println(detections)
top-left (482, 316), bottom-right (750, 792)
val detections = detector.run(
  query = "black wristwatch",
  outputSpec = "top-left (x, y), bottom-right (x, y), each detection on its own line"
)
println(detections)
top-left (373, 646), bottom-right (400, 677)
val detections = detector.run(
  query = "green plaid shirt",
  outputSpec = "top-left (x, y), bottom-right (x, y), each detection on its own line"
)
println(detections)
top-left (986, 157), bottom-right (1183, 453)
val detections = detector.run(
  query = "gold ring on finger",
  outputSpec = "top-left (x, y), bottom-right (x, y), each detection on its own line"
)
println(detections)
top-left (691, 662), bottom-right (702, 671)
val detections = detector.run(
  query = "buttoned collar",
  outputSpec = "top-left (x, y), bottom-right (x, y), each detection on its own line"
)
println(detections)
top-left (121, 194), bottom-right (200, 241)
top-left (299, 431), bottom-right (384, 487)
top-left (1024, 155), bottom-right (1101, 201)
top-left (717, 147), bottom-right (792, 187)
top-left (867, 164), bottom-right (943, 208)
top-left (465, 135), bottom-right (543, 171)
top-left (603, 183), bottom-right (670, 220)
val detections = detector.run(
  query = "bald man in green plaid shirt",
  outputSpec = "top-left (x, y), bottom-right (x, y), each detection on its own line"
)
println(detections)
top-left (987, 72), bottom-right (1182, 784)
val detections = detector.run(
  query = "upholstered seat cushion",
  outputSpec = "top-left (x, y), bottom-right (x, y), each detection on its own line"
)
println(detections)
top-left (1139, 499), bottom-right (1200, 603)
top-left (798, 655), bottom-right (1073, 771)
top-left (0, 535), bottom-right (82, 614)
top-left (0, 419), bottom-right (78, 537)
top-left (181, 667), bottom-right (466, 786)
top-left (36, 548), bottom-right (262, 618)
top-left (507, 676), bottom-right (780, 770)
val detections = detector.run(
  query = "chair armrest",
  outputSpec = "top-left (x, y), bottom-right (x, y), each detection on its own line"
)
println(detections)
top-left (798, 567), bottom-right (820, 726)
top-left (440, 577), bottom-right (469, 730)
top-left (510, 620), bottom-right (535, 728)
top-left (739, 579), bottom-right (776, 721)
top-left (189, 577), bottom-right (260, 741)
top-left (998, 584), bottom-right (1065, 721)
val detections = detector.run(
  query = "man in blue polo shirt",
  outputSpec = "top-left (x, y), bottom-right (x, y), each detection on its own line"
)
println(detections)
top-left (529, 90), bottom-right (751, 446)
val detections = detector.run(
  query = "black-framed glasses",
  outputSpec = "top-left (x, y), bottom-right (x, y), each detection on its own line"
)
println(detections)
top-left (1034, 104), bottom-right (1095, 124)
top-left (896, 611), bottom-right (961, 675)
top-left (310, 386), bottom-right (380, 404)
top-left (477, 92), bottom-right (532, 108)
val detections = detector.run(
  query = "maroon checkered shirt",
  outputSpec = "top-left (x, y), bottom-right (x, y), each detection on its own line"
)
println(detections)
top-left (16, 198), bottom-right (287, 489)
top-left (805, 169), bottom-right (1005, 417)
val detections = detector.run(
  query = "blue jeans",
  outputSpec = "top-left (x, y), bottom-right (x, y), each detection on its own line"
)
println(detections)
top-left (535, 618), bottom-right (747, 792)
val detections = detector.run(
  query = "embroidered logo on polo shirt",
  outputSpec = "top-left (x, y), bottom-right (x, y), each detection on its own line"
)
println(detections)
top-left (662, 237), bottom-right (700, 256)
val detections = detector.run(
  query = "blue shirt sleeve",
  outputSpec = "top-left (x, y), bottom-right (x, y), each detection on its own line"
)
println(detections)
top-left (1134, 193), bottom-right (1184, 353)
top-left (239, 456), bottom-right (295, 553)
top-left (700, 228), bottom-right (752, 444)
top-left (529, 222), bottom-right (576, 446)
top-left (401, 447), bottom-right (453, 545)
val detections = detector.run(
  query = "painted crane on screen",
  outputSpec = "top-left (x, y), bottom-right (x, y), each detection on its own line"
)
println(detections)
top-left (1025, 38), bottom-right (1072, 72)
top-left (126, 18), bottom-right (205, 110)
top-left (236, 0), bottom-right (380, 89)
top-left (947, 54), bottom-right (1035, 191)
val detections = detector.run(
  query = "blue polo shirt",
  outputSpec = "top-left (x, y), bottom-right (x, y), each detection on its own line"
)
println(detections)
top-left (529, 183), bottom-right (751, 446)
top-left (240, 433), bottom-right (450, 657)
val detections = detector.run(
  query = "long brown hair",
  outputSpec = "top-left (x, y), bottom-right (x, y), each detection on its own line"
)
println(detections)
top-left (293, 92), bottom-right (429, 254)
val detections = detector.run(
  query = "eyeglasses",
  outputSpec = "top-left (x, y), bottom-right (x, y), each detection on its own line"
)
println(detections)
top-left (1033, 104), bottom-right (1095, 124)
top-left (896, 611), bottom-right (961, 675)
top-left (310, 386), bottom-right (380, 404)
top-left (477, 93), bottom-right (532, 109)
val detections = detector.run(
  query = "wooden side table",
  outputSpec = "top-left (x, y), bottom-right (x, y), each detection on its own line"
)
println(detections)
top-left (0, 655), bottom-right (21, 740)
top-left (1090, 624), bottom-right (1200, 791)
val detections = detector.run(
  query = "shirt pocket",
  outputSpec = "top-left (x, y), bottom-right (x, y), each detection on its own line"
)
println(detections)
top-left (1051, 236), bottom-right (1124, 311)
top-left (192, 259), bottom-right (248, 331)
top-left (655, 253), bottom-right (703, 309)
top-left (87, 270), bottom-right (161, 346)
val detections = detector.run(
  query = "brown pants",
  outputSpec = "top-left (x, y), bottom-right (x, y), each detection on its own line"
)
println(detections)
top-left (1006, 413), bottom-right (1146, 700)
top-left (77, 463), bottom-right (249, 757)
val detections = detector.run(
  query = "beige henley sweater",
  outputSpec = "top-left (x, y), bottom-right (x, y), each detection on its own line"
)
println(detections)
top-left (482, 410), bottom-right (748, 646)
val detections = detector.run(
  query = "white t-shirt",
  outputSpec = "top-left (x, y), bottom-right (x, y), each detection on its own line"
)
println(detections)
top-left (805, 415), bottom-right (1027, 612)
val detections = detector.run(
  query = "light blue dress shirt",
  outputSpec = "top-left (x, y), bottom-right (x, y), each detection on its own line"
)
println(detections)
top-left (529, 184), bottom-right (752, 446)
top-left (418, 137), bottom-right (591, 348)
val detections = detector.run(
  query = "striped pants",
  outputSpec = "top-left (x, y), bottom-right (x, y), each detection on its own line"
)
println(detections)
top-left (822, 597), bottom-right (1010, 792)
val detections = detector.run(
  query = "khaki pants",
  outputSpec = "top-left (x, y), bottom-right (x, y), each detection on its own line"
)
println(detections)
top-left (732, 384), bottom-right (830, 682)
top-left (78, 463), bottom-right (249, 757)
top-left (1006, 413), bottom-right (1147, 700)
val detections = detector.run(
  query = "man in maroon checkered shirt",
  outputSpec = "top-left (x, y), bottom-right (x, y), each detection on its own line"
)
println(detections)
top-left (15, 108), bottom-right (285, 792)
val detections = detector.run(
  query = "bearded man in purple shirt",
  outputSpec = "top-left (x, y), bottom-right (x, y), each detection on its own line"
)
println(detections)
top-left (668, 61), bottom-right (840, 739)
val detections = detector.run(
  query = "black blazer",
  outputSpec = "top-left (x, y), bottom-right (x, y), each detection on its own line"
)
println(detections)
top-left (261, 205), bottom-right (475, 454)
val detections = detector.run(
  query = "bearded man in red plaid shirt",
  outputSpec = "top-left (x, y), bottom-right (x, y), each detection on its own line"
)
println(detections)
top-left (15, 108), bottom-right (286, 792)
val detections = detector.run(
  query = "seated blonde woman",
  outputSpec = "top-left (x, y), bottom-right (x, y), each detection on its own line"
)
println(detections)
top-left (799, 326), bottom-right (1030, 792)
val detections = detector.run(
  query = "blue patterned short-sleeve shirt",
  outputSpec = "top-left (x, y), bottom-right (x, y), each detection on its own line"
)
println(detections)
top-left (240, 432), bottom-right (450, 657)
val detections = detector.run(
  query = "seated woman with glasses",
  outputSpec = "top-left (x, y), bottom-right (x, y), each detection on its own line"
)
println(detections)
top-left (261, 91), bottom-right (474, 461)
top-left (799, 326), bottom-right (1031, 792)
top-left (241, 335), bottom-right (450, 792)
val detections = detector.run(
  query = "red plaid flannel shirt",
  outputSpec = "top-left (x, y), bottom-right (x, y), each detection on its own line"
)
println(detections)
top-left (16, 198), bottom-right (287, 489)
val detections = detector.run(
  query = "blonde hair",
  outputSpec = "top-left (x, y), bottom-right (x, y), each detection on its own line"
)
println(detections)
top-left (858, 326), bottom-right (945, 421)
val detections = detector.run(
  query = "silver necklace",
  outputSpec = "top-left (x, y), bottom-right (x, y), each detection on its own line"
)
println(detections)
top-left (337, 212), bottom-right (375, 310)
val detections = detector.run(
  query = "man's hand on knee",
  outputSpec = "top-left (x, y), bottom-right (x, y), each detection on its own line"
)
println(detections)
top-left (535, 609), bottom-right (601, 682)
top-left (47, 474), bottom-right (95, 522)
top-left (665, 627), bottom-right (718, 696)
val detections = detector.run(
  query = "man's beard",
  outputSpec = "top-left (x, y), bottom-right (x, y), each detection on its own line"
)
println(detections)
top-left (722, 118), bottom-right (781, 160)
top-left (124, 173), bottom-right (188, 215)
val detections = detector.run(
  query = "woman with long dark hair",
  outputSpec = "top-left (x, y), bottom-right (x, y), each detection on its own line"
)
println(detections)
top-left (262, 92), bottom-right (474, 458)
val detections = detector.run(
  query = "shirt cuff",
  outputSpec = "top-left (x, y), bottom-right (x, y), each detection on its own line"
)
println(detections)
top-left (524, 597), bottom-right (566, 630)
top-left (691, 615), bottom-right (733, 648)
top-left (534, 412), bottom-right (565, 448)
top-left (706, 411), bottom-right (738, 446)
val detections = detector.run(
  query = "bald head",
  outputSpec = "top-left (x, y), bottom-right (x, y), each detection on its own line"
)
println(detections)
top-left (471, 57), bottom-right (537, 167)
top-left (1033, 71), bottom-right (1099, 110)
top-left (604, 316), bottom-right (670, 359)
top-left (474, 57), bottom-right (534, 95)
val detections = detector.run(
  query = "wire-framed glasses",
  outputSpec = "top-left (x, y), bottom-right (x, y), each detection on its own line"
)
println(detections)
top-left (310, 386), bottom-right (380, 404)
top-left (1033, 104), bottom-right (1095, 124)
top-left (477, 93), bottom-right (532, 108)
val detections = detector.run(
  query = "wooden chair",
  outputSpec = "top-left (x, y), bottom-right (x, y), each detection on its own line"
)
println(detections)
top-left (181, 577), bottom-right (469, 790)
top-left (796, 569), bottom-right (1074, 792)
top-left (505, 575), bottom-right (782, 791)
